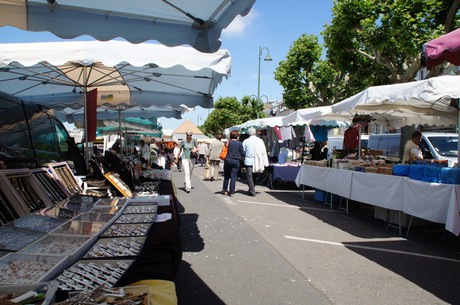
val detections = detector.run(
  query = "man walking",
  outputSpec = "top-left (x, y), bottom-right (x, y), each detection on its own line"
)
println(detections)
top-left (208, 133), bottom-right (225, 181)
top-left (242, 127), bottom-right (269, 197)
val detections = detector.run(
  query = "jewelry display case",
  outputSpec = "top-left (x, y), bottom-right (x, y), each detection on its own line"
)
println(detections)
top-left (104, 171), bottom-right (133, 198)
top-left (6, 214), bottom-right (67, 233)
top-left (0, 253), bottom-right (68, 285)
top-left (51, 219), bottom-right (109, 237)
top-left (101, 223), bottom-right (151, 238)
top-left (127, 194), bottom-right (171, 206)
top-left (0, 226), bottom-right (46, 252)
top-left (19, 234), bottom-right (93, 262)
top-left (115, 213), bottom-right (156, 224)
top-left (31, 168), bottom-right (68, 204)
top-left (46, 162), bottom-right (82, 196)
top-left (84, 236), bottom-right (146, 259)
top-left (0, 169), bottom-right (53, 217)
top-left (94, 198), bottom-right (128, 207)
top-left (123, 204), bottom-right (158, 214)
top-left (55, 259), bottom-right (133, 291)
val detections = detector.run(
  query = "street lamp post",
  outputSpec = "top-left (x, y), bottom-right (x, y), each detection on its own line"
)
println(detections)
top-left (257, 46), bottom-right (272, 119)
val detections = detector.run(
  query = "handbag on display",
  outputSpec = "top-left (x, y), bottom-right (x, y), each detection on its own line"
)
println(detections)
top-left (219, 142), bottom-right (228, 160)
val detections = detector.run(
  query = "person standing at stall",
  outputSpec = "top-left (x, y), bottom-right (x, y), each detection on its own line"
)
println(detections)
top-left (402, 130), bottom-right (423, 164)
top-left (177, 130), bottom-right (198, 193)
top-left (242, 127), bottom-right (269, 197)
top-left (208, 133), bottom-right (224, 181)
top-left (343, 117), bottom-right (359, 153)
top-left (173, 141), bottom-right (182, 171)
top-left (138, 139), bottom-right (150, 164)
top-left (222, 130), bottom-right (245, 197)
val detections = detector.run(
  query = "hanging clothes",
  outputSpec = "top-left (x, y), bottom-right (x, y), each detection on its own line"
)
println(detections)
top-left (280, 126), bottom-right (296, 141)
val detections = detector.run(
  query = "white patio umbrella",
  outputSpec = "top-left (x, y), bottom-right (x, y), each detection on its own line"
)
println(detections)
top-left (330, 75), bottom-right (460, 165)
top-left (282, 106), bottom-right (351, 128)
top-left (0, 0), bottom-right (255, 53)
top-left (0, 40), bottom-right (231, 163)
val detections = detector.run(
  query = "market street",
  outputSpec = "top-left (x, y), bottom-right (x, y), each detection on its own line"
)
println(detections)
top-left (173, 165), bottom-right (460, 305)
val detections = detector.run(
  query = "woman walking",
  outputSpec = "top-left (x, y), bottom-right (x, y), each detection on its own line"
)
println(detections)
top-left (222, 130), bottom-right (245, 197)
top-left (177, 130), bottom-right (198, 193)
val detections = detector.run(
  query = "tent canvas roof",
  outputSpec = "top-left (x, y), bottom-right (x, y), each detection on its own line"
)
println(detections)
top-left (174, 119), bottom-right (203, 135)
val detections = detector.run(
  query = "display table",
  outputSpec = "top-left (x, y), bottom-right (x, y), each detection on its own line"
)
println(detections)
top-left (295, 165), bottom-right (460, 235)
top-left (269, 163), bottom-right (301, 189)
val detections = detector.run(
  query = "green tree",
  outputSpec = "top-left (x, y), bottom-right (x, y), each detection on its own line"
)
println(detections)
top-left (200, 96), bottom-right (259, 136)
top-left (322, 0), bottom-right (457, 86)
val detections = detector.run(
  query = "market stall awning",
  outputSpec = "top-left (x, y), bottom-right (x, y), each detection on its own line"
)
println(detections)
top-left (0, 40), bottom-right (231, 111)
top-left (282, 106), bottom-right (351, 127)
top-left (424, 28), bottom-right (460, 68)
top-left (0, 0), bottom-right (255, 53)
top-left (58, 104), bottom-right (190, 126)
top-left (330, 75), bottom-right (459, 128)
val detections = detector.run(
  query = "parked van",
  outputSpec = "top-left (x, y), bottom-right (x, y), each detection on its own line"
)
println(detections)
top-left (368, 132), bottom-right (458, 167)
top-left (327, 135), bottom-right (369, 159)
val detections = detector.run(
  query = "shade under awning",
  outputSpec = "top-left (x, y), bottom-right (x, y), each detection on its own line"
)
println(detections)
top-left (0, 0), bottom-right (256, 53)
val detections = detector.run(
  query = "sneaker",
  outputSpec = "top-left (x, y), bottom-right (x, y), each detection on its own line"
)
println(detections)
top-left (228, 193), bottom-right (234, 197)
top-left (221, 191), bottom-right (228, 196)
top-left (185, 188), bottom-right (190, 193)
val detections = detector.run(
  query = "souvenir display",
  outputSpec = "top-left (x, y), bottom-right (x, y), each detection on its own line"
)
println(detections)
top-left (32, 168), bottom-right (68, 204)
top-left (123, 204), bottom-right (158, 214)
top-left (47, 162), bottom-right (81, 195)
top-left (68, 193), bottom-right (101, 205)
top-left (0, 226), bottom-right (46, 251)
top-left (0, 187), bottom-right (20, 225)
top-left (51, 220), bottom-right (107, 237)
top-left (95, 198), bottom-right (128, 207)
top-left (6, 214), bottom-right (67, 232)
top-left (1, 169), bottom-right (50, 213)
top-left (20, 234), bottom-right (92, 260)
top-left (115, 213), bottom-right (156, 224)
top-left (101, 223), bottom-right (151, 237)
top-left (127, 195), bottom-right (171, 206)
top-left (140, 168), bottom-right (171, 180)
top-left (52, 285), bottom-right (149, 305)
top-left (89, 205), bottom-right (123, 215)
top-left (72, 212), bottom-right (117, 223)
top-left (55, 260), bottom-right (132, 291)
top-left (84, 237), bottom-right (145, 258)
top-left (0, 253), bottom-right (67, 285)
top-left (134, 180), bottom-right (161, 195)
top-left (104, 172), bottom-right (133, 198)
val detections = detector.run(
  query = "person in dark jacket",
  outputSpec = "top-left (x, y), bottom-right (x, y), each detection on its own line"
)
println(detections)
top-left (222, 130), bottom-right (245, 197)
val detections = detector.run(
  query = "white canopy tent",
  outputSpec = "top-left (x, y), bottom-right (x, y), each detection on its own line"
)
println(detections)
top-left (0, 40), bottom-right (231, 111)
top-left (230, 116), bottom-right (285, 131)
top-left (330, 75), bottom-right (460, 165)
top-left (0, 40), bottom-right (231, 163)
top-left (282, 106), bottom-right (351, 128)
top-left (0, 0), bottom-right (255, 53)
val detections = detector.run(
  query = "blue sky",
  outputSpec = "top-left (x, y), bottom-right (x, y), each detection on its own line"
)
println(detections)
top-left (0, 1), bottom-right (334, 132)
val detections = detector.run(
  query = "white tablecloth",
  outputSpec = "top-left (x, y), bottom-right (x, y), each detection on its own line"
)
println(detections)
top-left (295, 165), bottom-right (460, 235)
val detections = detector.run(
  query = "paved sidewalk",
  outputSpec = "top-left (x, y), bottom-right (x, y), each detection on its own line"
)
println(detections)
top-left (173, 164), bottom-right (460, 305)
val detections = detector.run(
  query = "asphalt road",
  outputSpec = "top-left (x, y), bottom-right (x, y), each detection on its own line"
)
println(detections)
top-left (172, 164), bottom-right (460, 305)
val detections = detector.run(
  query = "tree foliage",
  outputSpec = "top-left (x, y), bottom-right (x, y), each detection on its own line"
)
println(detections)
top-left (273, 1), bottom-right (459, 112)
top-left (322, 0), bottom-right (457, 85)
top-left (200, 96), bottom-right (264, 136)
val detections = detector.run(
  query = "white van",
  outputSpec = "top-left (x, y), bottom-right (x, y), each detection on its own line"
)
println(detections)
top-left (368, 132), bottom-right (458, 167)
top-left (327, 135), bottom-right (369, 159)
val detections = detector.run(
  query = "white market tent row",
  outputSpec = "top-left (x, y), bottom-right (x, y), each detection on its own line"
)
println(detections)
top-left (0, 40), bottom-right (231, 111)
top-left (330, 75), bottom-right (460, 165)
top-left (330, 75), bottom-right (459, 128)
top-left (58, 104), bottom-right (191, 127)
top-left (282, 106), bottom-right (351, 128)
top-left (0, 0), bottom-right (256, 53)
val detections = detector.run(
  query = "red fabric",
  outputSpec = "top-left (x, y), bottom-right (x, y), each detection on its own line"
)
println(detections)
top-left (273, 126), bottom-right (282, 140)
top-left (86, 88), bottom-right (97, 142)
top-left (343, 126), bottom-right (359, 150)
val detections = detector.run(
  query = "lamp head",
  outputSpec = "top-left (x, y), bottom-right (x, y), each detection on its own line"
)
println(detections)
top-left (264, 54), bottom-right (272, 61)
